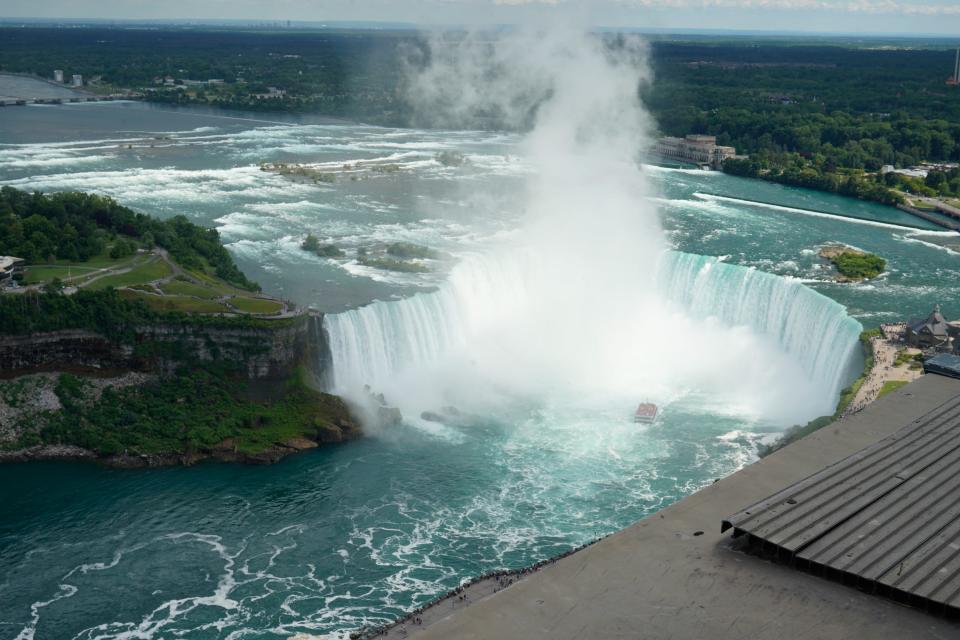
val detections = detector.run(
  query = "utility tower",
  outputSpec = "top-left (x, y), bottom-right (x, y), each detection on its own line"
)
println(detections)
top-left (948, 48), bottom-right (960, 86)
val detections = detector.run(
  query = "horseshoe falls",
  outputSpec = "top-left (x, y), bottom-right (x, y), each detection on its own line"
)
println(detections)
top-left (325, 250), bottom-right (863, 428)
top-left (660, 251), bottom-right (863, 402)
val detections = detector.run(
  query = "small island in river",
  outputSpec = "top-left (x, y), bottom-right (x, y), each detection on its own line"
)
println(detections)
top-left (819, 244), bottom-right (887, 282)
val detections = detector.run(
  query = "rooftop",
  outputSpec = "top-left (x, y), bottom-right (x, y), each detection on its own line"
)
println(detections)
top-left (0, 256), bottom-right (24, 272)
top-left (909, 305), bottom-right (950, 337)
top-left (724, 389), bottom-right (960, 615)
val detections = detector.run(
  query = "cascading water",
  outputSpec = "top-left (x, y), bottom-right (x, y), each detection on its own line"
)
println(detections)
top-left (660, 252), bottom-right (863, 398)
top-left (324, 28), bottom-right (863, 431)
top-left (324, 250), bottom-right (863, 428)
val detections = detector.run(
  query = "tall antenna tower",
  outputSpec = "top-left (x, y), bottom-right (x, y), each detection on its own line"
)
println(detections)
top-left (949, 48), bottom-right (960, 86)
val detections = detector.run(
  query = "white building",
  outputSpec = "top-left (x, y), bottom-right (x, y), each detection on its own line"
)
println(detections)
top-left (654, 135), bottom-right (737, 169)
top-left (0, 256), bottom-right (25, 285)
top-left (71, 74), bottom-right (83, 87)
top-left (881, 165), bottom-right (928, 179)
top-left (53, 69), bottom-right (64, 83)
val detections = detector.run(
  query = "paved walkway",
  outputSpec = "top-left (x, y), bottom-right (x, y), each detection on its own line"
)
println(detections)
top-left (842, 335), bottom-right (922, 417)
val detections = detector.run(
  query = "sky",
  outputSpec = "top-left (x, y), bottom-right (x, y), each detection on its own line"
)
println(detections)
top-left (2, 0), bottom-right (960, 36)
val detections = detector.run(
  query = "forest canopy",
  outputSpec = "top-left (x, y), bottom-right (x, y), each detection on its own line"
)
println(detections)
top-left (0, 187), bottom-right (258, 291)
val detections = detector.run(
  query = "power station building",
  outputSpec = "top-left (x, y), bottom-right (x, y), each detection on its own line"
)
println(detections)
top-left (53, 69), bottom-right (64, 83)
top-left (71, 74), bottom-right (83, 87)
top-left (654, 134), bottom-right (737, 169)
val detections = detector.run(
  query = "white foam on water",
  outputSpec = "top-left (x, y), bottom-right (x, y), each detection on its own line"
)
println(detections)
top-left (694, 192), bottom-right (929, 232)
top-left (1, 166), bottom-right (319, 208)
top-left (643, 163), bottom-right (721, 176)
top-left (896, 234), bottom-right (960, 256)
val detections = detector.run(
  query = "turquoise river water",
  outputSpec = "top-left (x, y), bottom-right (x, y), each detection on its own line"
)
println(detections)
top-left (1, 102), bottom-right (959, 639)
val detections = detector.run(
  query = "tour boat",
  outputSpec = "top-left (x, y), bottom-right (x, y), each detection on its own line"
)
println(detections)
top-left (634, 402), bottom-right (658, 424)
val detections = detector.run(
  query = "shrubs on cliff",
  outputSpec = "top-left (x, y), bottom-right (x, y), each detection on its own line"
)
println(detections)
top-left (30, 365), bottom-right (351, 458)
top-left (0, 187), bottom-right (258, 291)
top-left (0, 289), bottom-right (154, 340)
top-left (0, 288), bottom-right (286, 340)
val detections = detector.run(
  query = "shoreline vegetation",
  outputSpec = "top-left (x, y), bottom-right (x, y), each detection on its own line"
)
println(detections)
top-left (0, 187), bottom-right (356, 467)
top-left (0, 366), bottom-right (358, 467)
top-left (4, 28), bottom-right (960, 199)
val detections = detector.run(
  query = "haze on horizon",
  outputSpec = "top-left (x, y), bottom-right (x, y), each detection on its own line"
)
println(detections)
top-left (2, 0), bottom-right (960, 36)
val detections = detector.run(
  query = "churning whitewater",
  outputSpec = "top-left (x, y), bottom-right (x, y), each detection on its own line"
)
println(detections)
top-left (325, 250), bottom-right (861, 427)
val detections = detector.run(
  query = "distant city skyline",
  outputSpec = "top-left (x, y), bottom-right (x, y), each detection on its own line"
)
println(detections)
top-left (2, 0), bottom-right (960, 36)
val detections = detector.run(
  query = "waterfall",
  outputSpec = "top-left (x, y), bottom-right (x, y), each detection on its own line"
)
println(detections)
top-left (324, 251), bottom-right (863, 424)
top-left (658, 252), bottom-right (863, 398)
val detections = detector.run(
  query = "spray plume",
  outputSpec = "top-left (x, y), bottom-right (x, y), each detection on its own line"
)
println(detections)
top-left (326, 26), bottom-right (860, 430)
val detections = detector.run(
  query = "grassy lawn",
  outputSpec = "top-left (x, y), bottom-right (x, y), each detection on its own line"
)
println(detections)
top-left (57, 249), bottom-right (139, 269)
top-left (84, 259), bottom-right (173, 290)
top-left (23, 265), bottom-right (96, 284)
top-left (160, 278), bottom-right (221, 299)
top-left (188, 269), bottom-right (247, 295)
top-left (122, 291), bottom-right (230, 313)
top-left (878, 380), bottom-right (910, 399)
top-left (229, 296), bottom-right (283, 314)
top-left (24, 251), bottom-right (148, 285)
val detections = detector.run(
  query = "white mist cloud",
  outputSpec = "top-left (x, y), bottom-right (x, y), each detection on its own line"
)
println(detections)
top-left (330, 26), bottom-right (846, 429)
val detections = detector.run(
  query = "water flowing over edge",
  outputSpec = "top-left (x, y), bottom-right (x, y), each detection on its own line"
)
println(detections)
top-left (660, 252), bottom-right (863, 398)
top-left (323, 251), bottom-right (863, 422)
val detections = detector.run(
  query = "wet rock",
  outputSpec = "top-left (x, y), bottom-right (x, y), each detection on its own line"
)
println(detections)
top-left (282, 437), bottom-right (318, 451)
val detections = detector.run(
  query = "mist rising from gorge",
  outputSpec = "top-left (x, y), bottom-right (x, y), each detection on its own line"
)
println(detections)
top-left (326, 26), bottom-right (858, 430)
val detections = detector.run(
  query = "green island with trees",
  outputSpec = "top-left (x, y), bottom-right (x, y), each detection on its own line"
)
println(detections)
top-left (0, 187), bottom-right (355, 466)
top-left (818, 245), bottom-right (887, 281)
top-left (830, 252), bottom-right (887, 281)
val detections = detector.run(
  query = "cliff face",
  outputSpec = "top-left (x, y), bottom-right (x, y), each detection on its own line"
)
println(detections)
top-left (0, 330), bottom-right (131, 375)
top-left (0, 312), bottom-right (357, 467)
top-left (0, 313), bottom-right (331, 382)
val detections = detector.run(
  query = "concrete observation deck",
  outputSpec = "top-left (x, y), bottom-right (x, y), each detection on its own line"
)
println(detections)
top-left (409, 374), bottom-right (960, 640)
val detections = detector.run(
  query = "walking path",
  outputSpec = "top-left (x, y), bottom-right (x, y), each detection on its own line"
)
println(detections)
top-left (842, 332), bottom-right (922, 418)
top-left (7, 248), bottom-right (298, 318)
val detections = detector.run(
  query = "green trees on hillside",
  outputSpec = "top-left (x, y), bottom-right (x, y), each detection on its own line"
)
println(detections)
top-left (723, 156), bottom-right (904, 205)
top-left (0, 187), bottom-right (258, 290)
top-left (0, 287), bottom-right (285, 339)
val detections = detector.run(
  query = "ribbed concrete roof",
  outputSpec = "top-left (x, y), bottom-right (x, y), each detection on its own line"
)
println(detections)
top-left (723, 391), bottom-right (960, 614)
